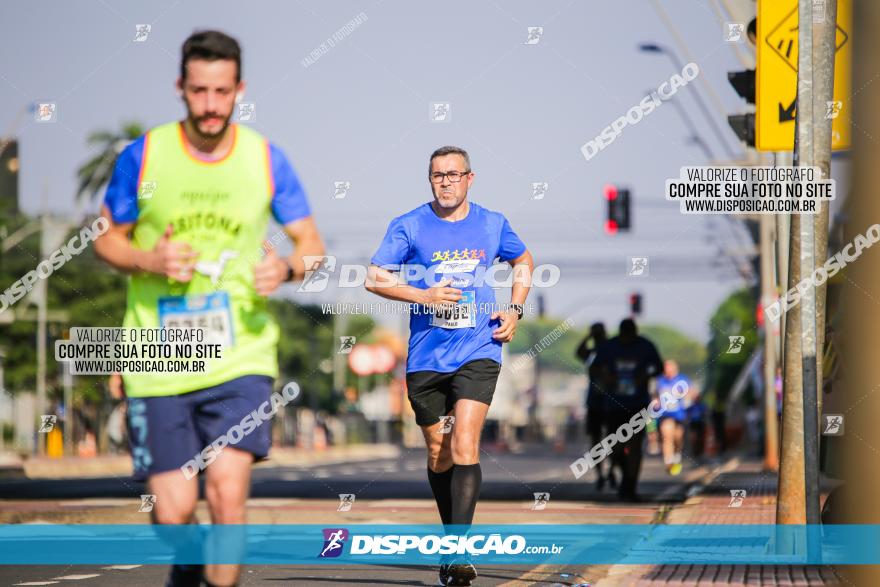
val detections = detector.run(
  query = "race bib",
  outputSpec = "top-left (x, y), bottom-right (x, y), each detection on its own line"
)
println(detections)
top-left (430, 290), bottom-right (476, 329)
top-left (615, 359), bottom-right (638, 396)
top-left (158, 291), bottom-right (234, 347)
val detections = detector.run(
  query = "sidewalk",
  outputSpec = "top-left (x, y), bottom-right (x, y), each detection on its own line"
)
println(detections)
top-left (1, 443), bottom-right (401, 479)
top-left (596, 458), bottom-right (842, 586)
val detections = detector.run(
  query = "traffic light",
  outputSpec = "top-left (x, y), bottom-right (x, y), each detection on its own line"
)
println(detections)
top-left (604, 184), bottom-right (631, 234)
top-left (728, 70), bottom-right (755, 104)
top-left (0, 139), bottom-right (19, 215)
top-left (727, 17), bottom-right (757, 148)
top-left (727, 113), bottom-right (756, 147)
top-left (630, 292), bottom-right (642, 316)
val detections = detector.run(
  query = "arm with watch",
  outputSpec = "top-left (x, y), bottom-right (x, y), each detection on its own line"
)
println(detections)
top-left (491, 249), bottom-right (534, 343)
top-left (253, 216), bottom-right (325, 296)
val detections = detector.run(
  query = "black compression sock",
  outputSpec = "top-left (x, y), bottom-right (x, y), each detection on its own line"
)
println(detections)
top-left (450, 463), bottom-right (482, 526)
top-left (427, 465), bottom-right (454, 525)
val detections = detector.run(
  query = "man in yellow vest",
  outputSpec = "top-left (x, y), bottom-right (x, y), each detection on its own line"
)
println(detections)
top-left (94, 30), bottom-right (324, 587)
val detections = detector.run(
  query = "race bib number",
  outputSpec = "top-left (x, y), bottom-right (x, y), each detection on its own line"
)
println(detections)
top-left (430, 290), bottom-right (476, 329)
top-left (158, 291), bottom-right (234, 347)
top-left (615, 359), bottom-right (638, 396)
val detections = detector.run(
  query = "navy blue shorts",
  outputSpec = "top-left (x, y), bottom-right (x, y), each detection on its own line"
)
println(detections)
top-left (126, 375), bottom-right (274, 481)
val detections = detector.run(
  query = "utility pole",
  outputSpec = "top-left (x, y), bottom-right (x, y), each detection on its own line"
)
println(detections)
top-left (35, 215), bottom-right (48, 456)
top-left (811, 0), bottom-right (838, 421)
top-left (774, 153), bottom-right (792, 363)
top-left (795, 0), bottom-right (821, 515)
top-left (760, 211), bottom-right (779, 471)
top-left (779, 0), bottom-right (834, 526)
top-left (777, 201), bottom-right (804, 523)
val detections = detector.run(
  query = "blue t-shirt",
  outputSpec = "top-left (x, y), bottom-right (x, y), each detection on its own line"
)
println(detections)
top-left (103, 132), bottom-right (311, 225)
top-left (656, 374), bottom-right (691, 421)
top-left (371, 202), bottom-right (527, 373)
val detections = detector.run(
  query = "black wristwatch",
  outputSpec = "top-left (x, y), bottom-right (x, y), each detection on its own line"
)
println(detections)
top-left (510, 304), bottom-right (524, 320)
top-left (283, 260), bottom-right (295, 282)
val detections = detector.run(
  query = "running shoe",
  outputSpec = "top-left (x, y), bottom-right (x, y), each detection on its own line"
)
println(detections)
top-left (164, 564), bottom-right (203, 587)
top-left (445, 561), bottom-right (478, 586)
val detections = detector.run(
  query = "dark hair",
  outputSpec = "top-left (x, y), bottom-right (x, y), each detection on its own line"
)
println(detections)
top-left (590, 322), bottom-right (607, 341)
top-left (181, 30), bottom-right (242, 82)
top-left (429, 146), bottom-right (471, 176)
top-left (619, 318), bottom-right (637, 337)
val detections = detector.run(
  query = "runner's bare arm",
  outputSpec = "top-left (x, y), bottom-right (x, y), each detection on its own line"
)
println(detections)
top-left (365, 265), bottom-right (461, 306)
top-left (282, 215), bottom-right (325, 281)
top-left (94, 205), bottom-right (199, 281)
top-left (491, 249), bottom-right (533, 342)
top-left (254, 216), bottom-right (325, 295)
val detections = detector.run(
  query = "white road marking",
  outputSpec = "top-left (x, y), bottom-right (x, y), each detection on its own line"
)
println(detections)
top-left (50, 575), bottom-right (102, 580)
top-left (102, 565), bottom-right (142, 570)
top-left (14, 582), bottom-right (61, 586)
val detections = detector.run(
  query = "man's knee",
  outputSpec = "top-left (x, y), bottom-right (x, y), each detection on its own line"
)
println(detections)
top-left (206, 477), bottom-right (247, 521)
top-left (425, 438), bottom-right (452, 471)
top-left (151, 502), bottom-right (196, 525)
top-left (450, 433), bottom-right (479, 463)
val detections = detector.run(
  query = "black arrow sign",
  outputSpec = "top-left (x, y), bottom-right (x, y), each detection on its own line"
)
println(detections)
top-left (779, 97), bottom-right (797, 122)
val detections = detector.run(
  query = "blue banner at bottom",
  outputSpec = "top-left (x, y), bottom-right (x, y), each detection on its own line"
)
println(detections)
top-left (0, 524), bottom-right (872, 565)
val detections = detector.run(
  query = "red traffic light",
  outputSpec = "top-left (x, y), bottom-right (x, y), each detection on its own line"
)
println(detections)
top-left (630, 292), bottom-right (643, 315)
top-left (604, 184), bottom-right (618, 200)
top-left (605, 219), bottom-right (618, 235)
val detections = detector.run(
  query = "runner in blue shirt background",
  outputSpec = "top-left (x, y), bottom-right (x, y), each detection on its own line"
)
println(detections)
top-left (366, 145), bottom-right (534, 587)
top-left (656, 360), bottom-right (691, 476)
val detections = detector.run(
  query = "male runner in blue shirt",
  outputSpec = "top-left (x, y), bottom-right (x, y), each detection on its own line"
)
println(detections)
top-left (366, 146), bottom-right (534, 586)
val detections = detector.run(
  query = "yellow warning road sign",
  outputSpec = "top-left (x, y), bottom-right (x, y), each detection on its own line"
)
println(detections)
top-left (756, 0), bottom-right (851, 152)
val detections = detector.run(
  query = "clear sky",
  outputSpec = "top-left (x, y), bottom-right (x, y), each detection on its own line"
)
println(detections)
top-left (1, 0), bottom-right (767, 342)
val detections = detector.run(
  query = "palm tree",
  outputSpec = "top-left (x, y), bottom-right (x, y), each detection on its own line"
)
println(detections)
top-left (74, 122), bottom-right (144, 218)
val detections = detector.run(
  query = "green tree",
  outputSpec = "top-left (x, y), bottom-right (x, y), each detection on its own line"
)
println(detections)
top-left (639, 323), bottom-right (707, 378)
top-left (703, 288), bottom-right (758, 409)
top-left (272, 301), bottom-right (373, 412)
top-left (76, 123), bottom-right (145, 207)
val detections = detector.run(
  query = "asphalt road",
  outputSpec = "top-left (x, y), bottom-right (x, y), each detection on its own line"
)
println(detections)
top-left (0, 446), bottom-right (720, 586)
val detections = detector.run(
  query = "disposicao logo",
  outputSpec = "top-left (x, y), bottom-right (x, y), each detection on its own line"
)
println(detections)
top-left (319, 528), bottom-right (349, 558)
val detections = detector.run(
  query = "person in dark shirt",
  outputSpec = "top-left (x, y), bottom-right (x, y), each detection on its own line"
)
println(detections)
top-left (593, 318), bottom-right (663, 501)
top-left (575, 322), bottom-right (616, 490)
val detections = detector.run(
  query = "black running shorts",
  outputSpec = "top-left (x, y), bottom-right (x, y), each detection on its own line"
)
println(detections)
top-left (405, 359), bottom-right (501, 427)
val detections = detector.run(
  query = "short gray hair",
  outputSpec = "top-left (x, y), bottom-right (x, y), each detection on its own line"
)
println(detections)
top-left (429, 146), bottom-right (471, 176)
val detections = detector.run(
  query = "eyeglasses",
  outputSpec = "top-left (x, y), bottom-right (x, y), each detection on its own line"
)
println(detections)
top-left (429, 170), bottom-right (471, 184)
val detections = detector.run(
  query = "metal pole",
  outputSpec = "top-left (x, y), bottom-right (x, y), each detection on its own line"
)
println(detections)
top-left (760, 213), bottom-right (779, 471)
top-left (796, 0), bottom-right (821, 527)
top-left (811, 0), bottom-right (838, 423)
top-left (63, 361), bottom-right (73, 457)
top-left (35, 215), bottom-right (47, 456)
top-left (774, 153), bottom-right (792, 362)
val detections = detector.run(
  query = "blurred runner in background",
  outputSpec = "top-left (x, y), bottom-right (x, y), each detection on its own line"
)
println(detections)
top-left (576, 322), bottom-right (616, 490)
top-left (593, 319), bottom-right (663, 501)
top-left (656, 360), bottom-right (691, 476)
